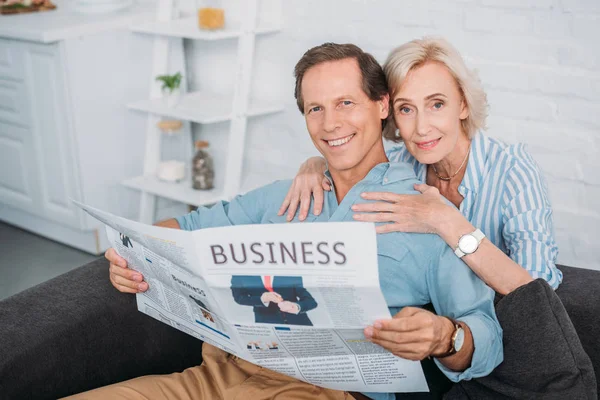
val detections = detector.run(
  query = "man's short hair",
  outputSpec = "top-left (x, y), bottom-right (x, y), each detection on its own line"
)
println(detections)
top-left (293, 43), bottom-right (389, 117)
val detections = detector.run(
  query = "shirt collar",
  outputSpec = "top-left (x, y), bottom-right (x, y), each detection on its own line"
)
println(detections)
top-left (324, 161), bottom-right (416, 187)
top-left (460, 132), bottom-right (488, 195)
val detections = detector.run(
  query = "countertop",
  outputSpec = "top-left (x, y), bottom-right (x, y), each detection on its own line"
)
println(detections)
top-left (0, 0), bottom-right (156, 43)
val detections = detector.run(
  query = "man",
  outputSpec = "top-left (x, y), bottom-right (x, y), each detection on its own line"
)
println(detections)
top-left (231, 275), bottom-right (317, 326)
top-left (89, 43), bottom-right (503, 400)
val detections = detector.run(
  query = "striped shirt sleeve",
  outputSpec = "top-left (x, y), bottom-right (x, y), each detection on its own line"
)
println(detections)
top-left (501, 145), bottom-right (562, 289)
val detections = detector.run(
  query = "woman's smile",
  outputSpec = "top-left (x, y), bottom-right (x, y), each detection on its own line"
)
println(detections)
top-left (415, 138), bottom-right (441, 150)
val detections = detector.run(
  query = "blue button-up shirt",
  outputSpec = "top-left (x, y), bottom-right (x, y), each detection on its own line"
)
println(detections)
top-left (177, 162), bottom-right (503, 399)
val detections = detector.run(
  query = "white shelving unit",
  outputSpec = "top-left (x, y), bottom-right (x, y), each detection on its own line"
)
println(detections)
top-left (127, 92), bottom-right (282, 125)
top-left (123, 0), bottom-right (282, 224)
top-left (131, 16), bottom-right (281, 39)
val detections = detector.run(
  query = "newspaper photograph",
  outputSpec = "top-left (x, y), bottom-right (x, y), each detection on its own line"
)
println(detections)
top-left (75, 201), bottom-right (429, 393)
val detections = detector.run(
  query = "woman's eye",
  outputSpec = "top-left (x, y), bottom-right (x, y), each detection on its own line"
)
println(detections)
top-left (433, 102), bottom-right (443, 110)
top-left (399, 106), bottom-right (411, 114)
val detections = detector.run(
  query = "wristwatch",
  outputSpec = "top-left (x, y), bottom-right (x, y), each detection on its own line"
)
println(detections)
top-left (454, 229), bottom-right (485, 258)
top-left (435, 318), bottom-right (465, 358)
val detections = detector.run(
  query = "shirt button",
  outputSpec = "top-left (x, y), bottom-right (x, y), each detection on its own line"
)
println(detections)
top-left (383, 177), bottom-right (389, 183)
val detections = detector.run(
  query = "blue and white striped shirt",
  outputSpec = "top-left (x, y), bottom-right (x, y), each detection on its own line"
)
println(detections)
top-left (387, 133), bottom-right (562, 289)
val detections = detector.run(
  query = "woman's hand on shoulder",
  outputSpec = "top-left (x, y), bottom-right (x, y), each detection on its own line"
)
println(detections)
top-left (278, 156), bottom-right (330, 221)
top-left (352, 183), bottom-right (452, 234)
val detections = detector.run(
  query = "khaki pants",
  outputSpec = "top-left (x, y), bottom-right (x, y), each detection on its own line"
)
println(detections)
top-left (64, 343), bottom-right (360, 400)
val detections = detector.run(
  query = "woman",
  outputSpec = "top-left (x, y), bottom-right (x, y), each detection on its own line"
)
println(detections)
top-left (279, 37), bottom-right (561, 295)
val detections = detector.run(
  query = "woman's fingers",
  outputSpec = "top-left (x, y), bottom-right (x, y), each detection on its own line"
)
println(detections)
top-left (322, 177), bottom-right (332, 191)
top-left (286, 194), bottom-right (300, 221)
top-left (375, 223), bottom-right (404, 234)
top-left (413, 183), bottom-right (430, 193)
top-left (278, 191), bottom-right (293, 216)
top-left (353, 212), bottom-right (396, 223)
top-left (360, 191), bottom-right (403, 202)
top-left (298, 189), bottom-right (312, 221)
top-left (313, 185), bottom-right (324, 216)
top-left (352, 201), bottom-right (396, 213)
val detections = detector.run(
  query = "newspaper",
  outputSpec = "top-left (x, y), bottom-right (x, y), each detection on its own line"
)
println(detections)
top-left (76, 201), bottom-right (428, 393)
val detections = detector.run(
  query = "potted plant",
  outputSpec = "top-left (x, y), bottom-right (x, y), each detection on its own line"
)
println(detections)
top-left (156, 72), bottom-right (183, 108)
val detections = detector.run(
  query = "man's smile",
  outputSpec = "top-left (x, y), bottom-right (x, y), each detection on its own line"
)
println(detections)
top-left (324, 133), bottom-right (355, 148)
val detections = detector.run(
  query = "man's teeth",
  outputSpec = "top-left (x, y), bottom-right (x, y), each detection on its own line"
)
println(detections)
top-left (328, 134), bottom-right (354, 147)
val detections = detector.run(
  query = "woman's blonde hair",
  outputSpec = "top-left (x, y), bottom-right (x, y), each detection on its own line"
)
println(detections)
top-left (382, 37), bottom-right (488, 142)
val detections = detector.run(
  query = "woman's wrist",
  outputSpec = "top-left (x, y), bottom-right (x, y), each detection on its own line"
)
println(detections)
top-left (436, 207), bottom-right (475, 248)
top-left (305, 156), bottom-right (327, 173)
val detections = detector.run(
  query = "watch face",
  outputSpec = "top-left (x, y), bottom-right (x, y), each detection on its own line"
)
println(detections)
top-left (459, 234), bottom-right (479, 254)
top-left (454, 327), bottom-right (465, 352)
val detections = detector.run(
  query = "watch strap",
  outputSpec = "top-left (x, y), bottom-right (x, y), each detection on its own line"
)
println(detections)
top-left (434, 317), bottom-right (462, 359)
top-left (472, 228), bottom-right (485, 242)
top-left (454, 246), bottom-right (466, 258)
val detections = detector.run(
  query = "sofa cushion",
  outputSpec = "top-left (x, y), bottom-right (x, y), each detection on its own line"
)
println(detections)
top-left (557, 265), bottom-right (600, 396)
top-left (0, 258), bottom-right (204, 399)
top-left (445, 278), bottom-right (597, 400)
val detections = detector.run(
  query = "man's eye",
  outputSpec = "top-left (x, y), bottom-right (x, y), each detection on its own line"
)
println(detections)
top-left (399, 106), bottom-right (411, 114)
top-left (309, 106), bottom-right (321, 113)
top-left (342, 100), bottom-right (353, 106)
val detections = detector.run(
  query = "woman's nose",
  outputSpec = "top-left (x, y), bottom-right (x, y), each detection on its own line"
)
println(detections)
top-left (416, 113), bottom-right (431, 136)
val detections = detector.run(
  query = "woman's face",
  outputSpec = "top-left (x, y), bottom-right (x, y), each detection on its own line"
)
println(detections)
top-left (391, 62), bottom-right (469, 165)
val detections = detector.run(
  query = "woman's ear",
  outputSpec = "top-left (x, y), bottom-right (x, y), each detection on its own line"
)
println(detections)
top-left (460, 99), bottom-right (469, 120)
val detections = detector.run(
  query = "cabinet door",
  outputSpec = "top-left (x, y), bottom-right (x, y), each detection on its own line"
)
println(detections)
top-left (21, 41), bottom-right (83, 229)
top-left (0, 121), bottom-right (41, 213)
top-left (0, 39), bottom-right (40, 215)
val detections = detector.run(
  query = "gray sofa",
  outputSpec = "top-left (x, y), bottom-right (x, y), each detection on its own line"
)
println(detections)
top-left (0, 258), bottom-right (599, 399)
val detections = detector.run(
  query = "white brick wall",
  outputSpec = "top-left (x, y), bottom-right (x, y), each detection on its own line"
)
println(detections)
top-left (182, 0), bottom-right (600, 271)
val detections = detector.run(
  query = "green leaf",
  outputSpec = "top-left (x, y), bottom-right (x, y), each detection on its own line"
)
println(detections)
top-left (155, 72), bottom-right (183, 92)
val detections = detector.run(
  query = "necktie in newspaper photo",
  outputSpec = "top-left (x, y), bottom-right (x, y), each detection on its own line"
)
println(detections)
top-left (264, 276), bottom-right (273, 292)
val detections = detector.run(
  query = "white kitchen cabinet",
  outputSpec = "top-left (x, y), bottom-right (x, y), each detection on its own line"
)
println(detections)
top-left (0, 2), bottom-right (156, 254)
top-left (1, 40), bottom-right (81, 228)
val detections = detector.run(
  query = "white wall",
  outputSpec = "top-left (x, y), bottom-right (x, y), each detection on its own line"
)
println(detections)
top-left (175, 0), bottom-right (600, 270)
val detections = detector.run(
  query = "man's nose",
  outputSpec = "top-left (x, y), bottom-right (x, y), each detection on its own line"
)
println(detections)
top-left (416, 112), bottom-right (431, 136)
top-left (323, 109), bottom-right (341, 133)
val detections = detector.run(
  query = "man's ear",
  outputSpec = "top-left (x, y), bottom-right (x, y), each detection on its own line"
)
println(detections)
top-left (379, 93), bottom-right (390, 119)
top-left (460, 99), bottom-right (469, 120)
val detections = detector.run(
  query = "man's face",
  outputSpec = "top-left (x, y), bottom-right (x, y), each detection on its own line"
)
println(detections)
top-left (301, 58), bottom-right (389, 174)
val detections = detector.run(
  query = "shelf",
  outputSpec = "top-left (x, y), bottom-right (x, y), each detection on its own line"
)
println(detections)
top-left (127, 91), bottom-right (283, 124)
top-left (122, 167), bottom-right (290, 208)
top-left (131, 17), bottom-right (281, 40)
top-left (122, 175), bottom-right (224, 207)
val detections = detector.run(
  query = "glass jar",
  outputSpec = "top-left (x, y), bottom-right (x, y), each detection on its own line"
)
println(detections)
top-left (192, 140), bottom-right (215, 190)
top-left (196, 0), bottom-right (225, 30)
top-left (157, 120), bottom-right (186, 183)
